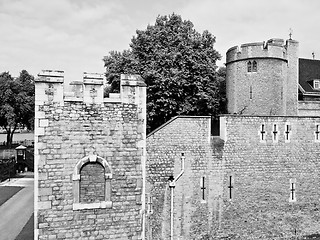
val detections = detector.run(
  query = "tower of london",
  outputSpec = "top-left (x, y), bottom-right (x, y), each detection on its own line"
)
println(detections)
top-left (34, 38), bottom-right (320, 239)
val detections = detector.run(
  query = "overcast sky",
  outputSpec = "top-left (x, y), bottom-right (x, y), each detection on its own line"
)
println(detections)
top-left (1, 0), bottom-right (320, 81)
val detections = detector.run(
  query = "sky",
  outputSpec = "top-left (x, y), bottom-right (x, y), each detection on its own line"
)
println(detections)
top-left (1, 0), bottom-right (320, 81)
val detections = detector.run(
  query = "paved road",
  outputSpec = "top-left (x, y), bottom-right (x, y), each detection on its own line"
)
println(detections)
top-left (0, 177), bottom-right (34, 240)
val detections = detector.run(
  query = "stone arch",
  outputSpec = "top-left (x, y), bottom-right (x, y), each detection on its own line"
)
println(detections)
top-left (72, 155), bottom-right (112, 210)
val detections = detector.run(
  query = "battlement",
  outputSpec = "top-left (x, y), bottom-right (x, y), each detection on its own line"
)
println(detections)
top-left (34, 71), bottom-right (147, 240)
top-left (226, 38), bottom-right (298, 64)
top-left (35, 71), bottom-right (146, 105)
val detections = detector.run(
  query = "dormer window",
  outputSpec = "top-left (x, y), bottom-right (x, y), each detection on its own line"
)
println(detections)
top-left (314, 80), bottom-right (320, 89)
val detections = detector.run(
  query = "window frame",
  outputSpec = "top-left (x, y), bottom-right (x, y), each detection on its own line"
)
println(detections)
top-left (72, 154), bottom-right (112, 210)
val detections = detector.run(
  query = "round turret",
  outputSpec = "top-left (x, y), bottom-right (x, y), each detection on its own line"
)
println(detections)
top-left (225, 38), bottom-right (299, 116)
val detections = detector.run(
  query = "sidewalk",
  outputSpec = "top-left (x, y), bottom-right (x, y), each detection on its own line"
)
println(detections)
top-left (0, 174), bottom-right (34, 240)
top-left (0, 172), bottom-right (34, 186)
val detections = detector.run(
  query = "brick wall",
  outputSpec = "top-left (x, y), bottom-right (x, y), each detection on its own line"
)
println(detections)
top-left (80, 163), bottom-right (105, 203)
top-left (35, 72), bottom-right (146, 240)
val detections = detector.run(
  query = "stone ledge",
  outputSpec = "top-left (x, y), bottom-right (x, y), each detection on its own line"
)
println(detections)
top-left (103, 98), bottom-right (121, 103)
top-left (73, 201), bottom-right (112, 210)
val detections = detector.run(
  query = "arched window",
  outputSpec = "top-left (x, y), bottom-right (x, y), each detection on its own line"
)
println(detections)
top-left (80, 162), bottom-right (105, 203)
top-left (247, 61), bottom-right (252, 72)
top-left (252, 60), bottom-right (257, 72)
top-left (72, 155), bottom-right (112, 210)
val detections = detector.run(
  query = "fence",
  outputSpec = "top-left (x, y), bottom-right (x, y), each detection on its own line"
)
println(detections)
top-left (0, 149), bottom-right (15, 159)
top-left (0, 158), bottom-right (16, 182)
top-left (0, 139), bottom-right (34, 147)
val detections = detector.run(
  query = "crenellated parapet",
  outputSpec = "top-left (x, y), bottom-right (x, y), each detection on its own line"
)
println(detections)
top-left (34, 70), bottom-right (147, 239)
top-left (225, 38), bottom-right (299, 116)
top-left (226, 38), bottom-right (298, 64)
top-left (35, 70), bottom-right (146, 105)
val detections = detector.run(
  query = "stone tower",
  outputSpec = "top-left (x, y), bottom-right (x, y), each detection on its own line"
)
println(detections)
top-left (226, 38), bottom-right (299, 116)
top-left (34, 71), bottom-right (146, 239)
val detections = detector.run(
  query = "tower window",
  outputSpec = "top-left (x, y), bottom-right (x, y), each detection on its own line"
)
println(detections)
top-left (247, 61), bottom-right (252, 72)
top-left (200, 176), bottom-right (206, 201)
top-left (272, 124), bottom-right (278, 142)
top-left (284, 124), bottom-right (291, 142)
top-left (315, 124), bottom-right (320, 142)
top-left (252, 61), bottom-right (257, 72)
top-left (289, 178), bottom-right (296, 202)
top-left (228, 175), bottom-right (234, 200)
top-left (260, 124), bottom-right (266, 142)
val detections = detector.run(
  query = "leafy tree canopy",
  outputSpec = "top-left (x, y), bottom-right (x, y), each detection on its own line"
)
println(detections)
top-left (0, 70), bottom-right (35, 146)
top-left (103, 13), bottom-right (226, 132)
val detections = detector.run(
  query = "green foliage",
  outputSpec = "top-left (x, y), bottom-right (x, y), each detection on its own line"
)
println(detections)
top-left (103, 13), bottom-right (226, 132)
top-left (0, 70), bottom-right (35, 146)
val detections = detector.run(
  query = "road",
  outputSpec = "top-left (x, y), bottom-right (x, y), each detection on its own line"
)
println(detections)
top-left (0, 177), bottom-right (34, 240)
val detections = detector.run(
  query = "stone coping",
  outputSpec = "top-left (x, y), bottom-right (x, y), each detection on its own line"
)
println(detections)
top-left (147, 115), bottom-right (211, 138)
top-left (73, 201), bottom-right (112, 210)
top-left (219, 114), bottom-right (320, 118)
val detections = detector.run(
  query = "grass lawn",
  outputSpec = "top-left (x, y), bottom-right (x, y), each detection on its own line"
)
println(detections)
top-left (15, 213), bottom-right (34, 240)
top-left (0, 186), bottom-right (23, 206)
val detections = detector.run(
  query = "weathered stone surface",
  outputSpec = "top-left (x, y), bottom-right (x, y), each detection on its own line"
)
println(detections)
top-left (35, 73), bottom-right (146, 240)
top-left (147, 115), bottom-right (320, 239)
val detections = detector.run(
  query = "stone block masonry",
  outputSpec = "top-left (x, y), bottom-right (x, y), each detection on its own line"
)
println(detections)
top-left (219, 115), bottom-right (320, 239)
top-left (147, 114), bottom-right (320, 239)
top-left (226, 38), bottom-right (298, 116)
top-left (34, 71), bottom-right (146, 240)
top-left (146, 116), bottom-right (224, 240)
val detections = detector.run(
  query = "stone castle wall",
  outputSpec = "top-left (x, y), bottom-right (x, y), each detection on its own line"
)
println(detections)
top-left (146, 116), bottom-right (225, 240)
top-left (298, 101), bottom-right (320, 116)
top-left (34, 71), bottom-right (146, 240)
top-left (219, 115), bottom-right (320, 239)
top-left (226, 39), bottom-right (298, 116)
top-left (147, 115), bottom-right (320, 239)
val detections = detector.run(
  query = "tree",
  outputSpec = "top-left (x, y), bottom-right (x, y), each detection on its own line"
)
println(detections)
top-left (103, 13), bottom-right (226, 132)
top-left (0, 70), bottom-right (35, 147)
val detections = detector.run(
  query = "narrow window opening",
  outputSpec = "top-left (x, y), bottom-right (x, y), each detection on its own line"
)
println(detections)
top-left (247, 61), bottom-right (252, 72)
top-left (315, 124), bottom-right (320, 141)
top-left (260, 124), bottom-right (266, 141)
top-left (285, 124), bottom-right (291, 142)
top-left (252, 60), bottom-right (257, 72)
top-left (249, 86), bottom-right (253, 100)
top-left (273, 124), bottom-right (278, 142)
top-left (228, 176), bottom-right (233, 200)
top-left (147, 194), bottom-right (153, 214)
top-left (289, 179), bottom-right (296, 202)
top-left (201, 176), bottom-right (206, 201)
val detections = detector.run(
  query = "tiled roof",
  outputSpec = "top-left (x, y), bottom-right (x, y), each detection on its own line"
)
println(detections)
top-left (299, 58), bottom-right (320, 93)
